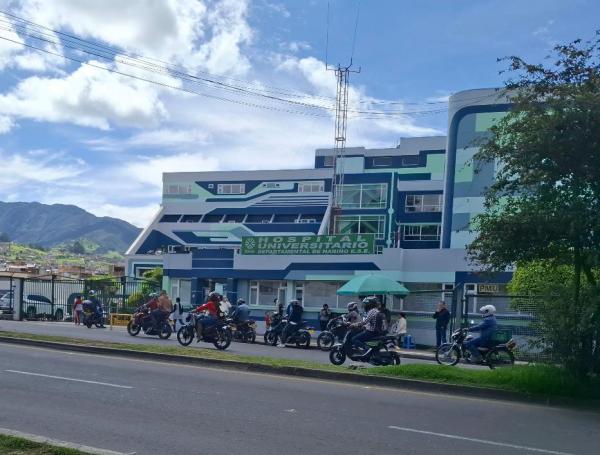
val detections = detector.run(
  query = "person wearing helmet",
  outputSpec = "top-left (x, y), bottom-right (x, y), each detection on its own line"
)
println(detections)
top-left (191, 291), bottom-right (221, 340)
top-left (465, 304), bottom-right (498, 362)
top-left (279, 299), bottom-right (303, 347)
top-left (345, 302), bottom-right (361, 324)
top-left (350, 297), bottom-right (381, 354)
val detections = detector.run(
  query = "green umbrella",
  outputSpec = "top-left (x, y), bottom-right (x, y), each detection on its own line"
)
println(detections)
top-left (336, 274), bottom-right (410, 296)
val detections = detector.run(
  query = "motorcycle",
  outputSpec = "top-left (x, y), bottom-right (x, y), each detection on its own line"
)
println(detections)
top-left (127, 305), bottom-right (172, 339)
top-left (229, 318), bottom-right (257, 343)
top-left (435, 328), bottom-right (516, 369)
top-left (265, 318), bottom-right (312, 348)
top-left (82, 301), bottom-right (105, 328)
top-left (263, 312), bottom-right (285, 345)
top-left (176, 313), bottom-right (232, 350)
top-left (329, 326), bottom-right (401, 366)
top-left (317, 316), bottom-right (348, 351)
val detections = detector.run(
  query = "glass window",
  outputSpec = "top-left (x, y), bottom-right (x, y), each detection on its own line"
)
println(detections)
top-left (372, 156), bottom-right (392, 167)
top-left (224, 214), bottom-right (245, 223)
top-left (339, 183), bottom-right (387, 209)
top-left (164, 184), bottom-right (191, 195)
top-left (159, 214), bottom-right (181, 222)
top-left (201, 214), bottom-right (223, 223)
top-left (401, 155), bottom-right (420, 166)
top-left (405, 194), bottom-right (442, 213)
top-left (217, 183), bottom-right (245, 194)
top-left (299, 214), bottom-right (322, 223)
top-left (181, 214), bottom-right (202, 222)
top-left (323, 156), bottom-right (334, 167)
top-left (335, 215), bottom-right (385, 239)
top-left (402, 224), bottom-right (441, 241)
top-left (273, 214), bottom-right (299, 223)
top-left (298, 181), bottom-right (325, 193)
top-left (245, 214), bottom-right (272, 223)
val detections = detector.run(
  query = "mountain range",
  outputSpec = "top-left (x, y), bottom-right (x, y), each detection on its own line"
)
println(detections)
top-left (0, 202), bottom-right (142, 253)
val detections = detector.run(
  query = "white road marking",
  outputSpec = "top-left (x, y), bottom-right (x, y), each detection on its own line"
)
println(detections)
top-left (5, 370), bottom-right (133, 389)
top-left (388, 426), bottom-right (574, 455)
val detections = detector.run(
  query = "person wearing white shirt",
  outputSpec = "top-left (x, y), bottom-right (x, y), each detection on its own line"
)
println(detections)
top-left (392, 312), bottom-right (407, 346)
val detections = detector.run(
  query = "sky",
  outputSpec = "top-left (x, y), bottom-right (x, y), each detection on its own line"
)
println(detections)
top-left (0, 0), bottom-right (598, 228)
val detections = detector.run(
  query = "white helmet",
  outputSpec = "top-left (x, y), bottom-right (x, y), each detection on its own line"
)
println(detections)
top-left (480, 305), bottom-right (496, 316)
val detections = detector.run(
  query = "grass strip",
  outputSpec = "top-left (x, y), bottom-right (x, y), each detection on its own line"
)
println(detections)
top-left (1, 330), bottom-right (598, 402)
top-left (0, 434), bottom-right (89, 455)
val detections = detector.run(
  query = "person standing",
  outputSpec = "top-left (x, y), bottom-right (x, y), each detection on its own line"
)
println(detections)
top-left (393, 312), bottom-right (407, 346)
top-left (319, 303), bottom-right (331, 331)
top-left (73, 295), bottom-right (83, 325)
top-left (433, 301), bottom-right (451, 347)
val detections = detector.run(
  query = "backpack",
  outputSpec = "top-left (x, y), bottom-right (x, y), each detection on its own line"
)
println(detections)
top-left (375, 311), bottom-right (388, 334)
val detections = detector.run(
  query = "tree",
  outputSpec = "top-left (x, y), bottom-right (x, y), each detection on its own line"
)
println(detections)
top-left (71, 241), bottom-right (86, 255)
top-left (141, 267), bottom-right (163, 295)
top-left (467, 33), bottom-right (600, 375)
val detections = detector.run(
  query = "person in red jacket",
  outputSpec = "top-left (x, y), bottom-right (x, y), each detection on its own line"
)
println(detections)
top-left (191, 291), bottom-right (221, 340)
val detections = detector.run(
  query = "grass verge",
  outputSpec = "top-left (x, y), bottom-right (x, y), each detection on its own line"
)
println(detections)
top-left (1, 330), bottom-right (598, 403)
top-left (0, 434), bottom-right (89, 455)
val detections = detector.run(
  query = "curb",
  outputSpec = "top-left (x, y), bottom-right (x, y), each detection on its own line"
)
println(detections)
top-left (0, 427), bottom-right (133, 455)
top-left (0, 335), bottom-right (594, 410)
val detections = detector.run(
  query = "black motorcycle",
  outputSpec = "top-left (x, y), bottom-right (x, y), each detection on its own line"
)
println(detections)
top-left (82, 301), bottom-right (105, 328)
top-left (263, 313), bottom-right (285, 345)
top-left (177, 313), bottom-right (232, 350)
top-left (127, 305), bottom-right (172, 339)
top-left (265, 318), bottom-right (312, 348)
top-left (329, 327), bottom-right (400, 366)
top-left (229, 319), bottom-right (257, 343)
top-left (435, 328), bottom-right (516, 369)
top-left (317, 316), bottom-right (348, 351)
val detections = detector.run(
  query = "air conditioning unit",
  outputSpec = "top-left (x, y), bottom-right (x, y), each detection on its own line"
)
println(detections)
top-left (208, 184), bottom-right (214, 189)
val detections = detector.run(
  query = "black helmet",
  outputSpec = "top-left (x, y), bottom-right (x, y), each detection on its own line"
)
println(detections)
top-left (362, 296), bottom-right (379, 310)
top-left (236, 298), bottom-right (245, 305)
top-left (208, 291), bottom-right (222, 302)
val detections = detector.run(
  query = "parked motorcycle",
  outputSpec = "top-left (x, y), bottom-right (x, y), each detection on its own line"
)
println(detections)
top-left (176, 313), bottom-right (232, 350)
top-left (317, 316), bottom-right (348, 351)
top-left (82, 301), bottom-right (105, 328)
top-left (229, 319), bottom-right (257, 343)
top-left (435, 328), bottom-right (516, 369)
top-left (263, 313), bottom-right (285, 345)
top-left (127, 305), bottom-right (172, 339)
top-left (265, 318), bottom-right (312, 348)
top-left (329, 327), bottom-right (401, 366)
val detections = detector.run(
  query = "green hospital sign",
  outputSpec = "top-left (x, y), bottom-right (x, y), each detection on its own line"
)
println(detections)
top-left (241, 234), bottom-right (375, 255)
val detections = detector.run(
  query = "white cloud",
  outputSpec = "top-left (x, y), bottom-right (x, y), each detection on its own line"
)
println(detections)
top-left (0, 60), bottom-right (168, 129)
top-left (0, 23), bottom-right (25, 69)
top-left (17, 0), bottom-right (252, 75)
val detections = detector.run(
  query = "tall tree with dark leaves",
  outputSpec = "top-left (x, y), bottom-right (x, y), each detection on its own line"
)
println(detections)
top-left (468, 33), bottom-right (600, 376)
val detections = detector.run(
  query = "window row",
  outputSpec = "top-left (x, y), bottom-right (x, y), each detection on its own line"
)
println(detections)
top-left (159, 213), bottom-right (323, 224)
top-left (402, 224), bottom-right (441, 241)
top-left (405, 194), bottom-right (442, 213)
top-left (164, 184), bottom-right (192, 195)
top-left (334, 215), bottom-right (386, 239)
top-left (322, 155), bottom-right (421, 168)
top-left (213, 181), bottom-right (325, 194)
top-left (339, 183), bottom-right (388, 209)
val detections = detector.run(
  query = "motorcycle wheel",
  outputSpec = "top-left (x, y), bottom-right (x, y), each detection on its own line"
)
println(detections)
top-left (177, 326), bottom-right (194, 346)
top-left (486, 348), bottom-right (515, 370)
top-left (329, 346), bottom-right (346, 366)
top-left (95, 322), bottom-right (104, 328)
top-left (85, 321), bottom-right (92, 329)
top-left (244, 329), bottom-right (256, 344)
top-left (296, 331), bottom-right (310, 349)
top-left (265, 331), bottom-right (278, 346)
top-left (158, 322), bottom-right (172, 339)
top-left (435, 344), bottom-right (460, 366)
top-left (213, 328), bottom-right (232, 350)
top-left (127, 320), bottom-right (141, 336)
top-left (317, 332), bottom-right (334, 351)
top-left (390, 352), bottom-right (401, 365)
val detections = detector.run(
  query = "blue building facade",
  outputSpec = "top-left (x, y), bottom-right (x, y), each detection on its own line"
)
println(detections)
top-left (126, 88), bottom-right (512, 323)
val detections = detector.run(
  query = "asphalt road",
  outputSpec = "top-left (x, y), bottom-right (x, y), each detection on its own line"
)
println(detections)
top-left (1, 343), bottom-right (598, 455)
top-left (0, 319), bottom-right (444, 367)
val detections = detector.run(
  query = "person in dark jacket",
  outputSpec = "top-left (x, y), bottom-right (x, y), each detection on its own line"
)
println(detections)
top-left (433, 301), bottom-right (451, 347)
top-left (466, 305), bottom-right (498, 362)
top-left (319, 304), bottom-right (332, 331)
top-left (279, 300), bottom-right (303, 347)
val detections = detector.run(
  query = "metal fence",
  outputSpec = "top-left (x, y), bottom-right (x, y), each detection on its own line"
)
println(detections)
top-left (463, 293), bottom-right (548, 362)
top-left (7, 276), bottom-right (160, 321)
